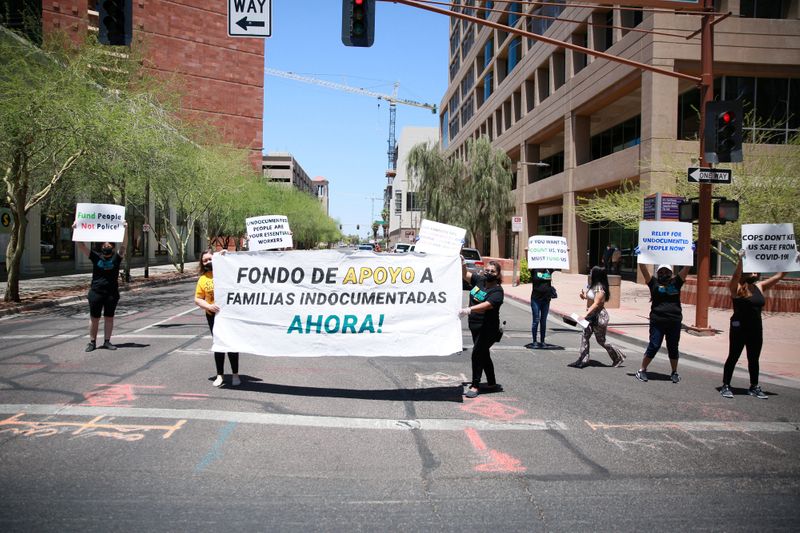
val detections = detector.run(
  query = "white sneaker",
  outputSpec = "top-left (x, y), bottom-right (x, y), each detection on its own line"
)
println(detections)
top-left (231, 375), bottom-right (241, 387)
top-left (212, 375), bottom-right (224, 387)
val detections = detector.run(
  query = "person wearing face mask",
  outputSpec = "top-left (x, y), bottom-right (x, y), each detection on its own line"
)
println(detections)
top-left (72, 221), bottom-right (128, 352)
top-left (459, 259), bottom-right (504, 398)
top-left (635, 262), bottom-right (691, 384)
top-left (526, 268), bottom-right (554, 349)
top-left (195, 248), bottom-right (241, 387)
top-left (719, 249), bottom-right (792, 400)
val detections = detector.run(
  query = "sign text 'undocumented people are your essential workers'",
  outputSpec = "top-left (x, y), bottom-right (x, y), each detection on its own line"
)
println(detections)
top-left (211, 250), bottom-right (463, 357)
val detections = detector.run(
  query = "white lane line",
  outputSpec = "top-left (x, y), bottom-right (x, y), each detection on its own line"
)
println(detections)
top-left (0, 334), bottom-right (207, 340)
top-left (0, 404), bottom-right (566, 432)
top-left (585, 420), bottom-right (800, 432)
top-left (133, 306), bottom-right (199, 334)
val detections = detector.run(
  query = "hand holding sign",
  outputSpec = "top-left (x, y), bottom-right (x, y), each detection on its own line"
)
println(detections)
top-left (72, 203), bottom-right (126, 243)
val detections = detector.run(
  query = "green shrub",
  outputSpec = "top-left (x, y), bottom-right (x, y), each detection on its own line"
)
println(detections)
top-left (518, 257), bottom-right (530, 284)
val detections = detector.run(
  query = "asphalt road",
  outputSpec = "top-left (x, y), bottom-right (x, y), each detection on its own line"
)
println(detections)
top-left (0, 280), bottom-right (798, 532)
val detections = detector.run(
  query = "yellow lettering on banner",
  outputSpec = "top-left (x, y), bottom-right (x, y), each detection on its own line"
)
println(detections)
top-left (342, 266), bottom-right (417, 285)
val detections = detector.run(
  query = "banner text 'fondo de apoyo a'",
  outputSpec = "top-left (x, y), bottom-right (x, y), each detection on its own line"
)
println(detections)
top-left (211, 250), bottom-right (463, 356)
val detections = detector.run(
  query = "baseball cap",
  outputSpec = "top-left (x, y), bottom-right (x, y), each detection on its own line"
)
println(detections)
top-left (656, 264), bottom-right (673, 274)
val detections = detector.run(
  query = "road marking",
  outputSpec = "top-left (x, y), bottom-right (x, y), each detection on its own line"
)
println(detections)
top-left (585, 420), bottom-right (800, 432)
top-left (0, 334), bottom-right (207, 340)
top-left (194, 421), bottom-right (237, 473)
top-left (464, 427), bottom-right (526, 472)
top-left (133, 306), bottom-right (198, 333)
top-left (0, 404), bottom-right (565, 432)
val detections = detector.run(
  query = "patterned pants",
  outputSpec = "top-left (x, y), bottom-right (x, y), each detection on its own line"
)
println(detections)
top-left (578, 308), bottom-right (624, 365)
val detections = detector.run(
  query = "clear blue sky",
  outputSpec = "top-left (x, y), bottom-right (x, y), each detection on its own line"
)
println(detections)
top-left (262, 1), bottom-right (448, 239)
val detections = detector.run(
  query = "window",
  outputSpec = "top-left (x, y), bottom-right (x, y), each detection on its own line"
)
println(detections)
top-left (508, 2), bottom-right (521, 27)
top-left (441, 109), bottom-right (449, 148)
top-left (590, 116), bottom-right (641, 160)
top-left (461, 95), bottom-right (474, 126)
top-left (740, 0), bottom-right (789, 18)
top-left (483, 71), bottom-right (494, 101)
top-left (484, 39), bottom-right (494, 69)
top-left (508, 37), bottom-right (521, 73)
top-left (481, 1), bottom-right (494, 20)
top-left (394, 192), bottom-right (403, 214)
top-left (537, 152), bottom-right (564, 180)
top-left (538, 214), bottom-right (563, 236)
top-left (406, 192), bottom-right (424, 212)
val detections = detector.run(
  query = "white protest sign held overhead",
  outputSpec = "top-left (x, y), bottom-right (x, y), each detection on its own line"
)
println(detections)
top-left (527, 236), bottom-right (569, 269)
top-left (246, 215), bottom-right (292, 251)
top-left (211, 250), bottom-right (463, 357)
top-left (637, 221), bottom-right (693, 266)
top-left (414, 219), bottom-right (466, 256)
top-left (741, 223), bottom-right (800, 273)
top-left (228, 0), bottom-right (272, 37)
top-left (72, 203), bottom-right (126, 243)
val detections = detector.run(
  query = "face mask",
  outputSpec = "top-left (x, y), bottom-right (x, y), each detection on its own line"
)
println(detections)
top-left (205, 262), bottom-right (213, 271)
top-left (102, 248), bottom-right (113, 256)
top-left (484, 272), bottom-right (497, 282)
top-left (657, 273), bottom-right (671, 284)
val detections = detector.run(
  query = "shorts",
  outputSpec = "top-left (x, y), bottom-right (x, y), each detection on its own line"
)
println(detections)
top-left (88, 289), bottom-right (120, 318)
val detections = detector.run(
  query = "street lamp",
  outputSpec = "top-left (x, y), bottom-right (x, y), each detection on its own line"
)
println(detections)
top-left (516, 161), bottom-right (550, 170)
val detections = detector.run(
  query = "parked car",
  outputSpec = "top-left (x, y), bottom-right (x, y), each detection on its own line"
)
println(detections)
top-left (40, 241), bottom-right (54, 254)
top-left (461, 247), bottom-right (484, 275)
top-left (392, 243), bottom-right (411, 253)
top-left (357, 244), bottom-right (374, 251)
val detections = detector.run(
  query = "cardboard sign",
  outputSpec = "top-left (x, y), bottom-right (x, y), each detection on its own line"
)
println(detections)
top-left (72, 203), bottom-right (126, 242)
top-left (527, 236), bottom-right (569, 269)
top-left (741, 223), bottom-right (800, 272)
top-left (246, 215), bottom-right (293, 251)
top-left (413, 219), bottom-right (466, 256)
top-left (637, 221), bottom-right (693, 266)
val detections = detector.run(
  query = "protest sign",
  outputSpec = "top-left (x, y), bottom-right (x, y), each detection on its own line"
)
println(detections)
top-left (637, 221), bottom-right (693, 266)
top-left (741, 223), bottom-right (800, 272)
top-left (413, 219), bottom-right (466, 256)
top-left (211, 250), bottom-right (463, 357)
top-left (246, 215), bottom-right (293, 251)
top-left (527, 236), bottom-right (569, 269)
top-left (72, 203), bottom-right (126, 242)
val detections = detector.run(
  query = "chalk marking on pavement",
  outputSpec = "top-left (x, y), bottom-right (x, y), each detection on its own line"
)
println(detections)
top-left (133, 306), bottom-right (198, 334)
top-left (464, 427), bottom-right (526, 472)
top-left (0, 404), bottom-right (565, 432)
top-left (585, 420), bottom-right (800, 432)
top-left (194, 421), bottom-right (238, 473)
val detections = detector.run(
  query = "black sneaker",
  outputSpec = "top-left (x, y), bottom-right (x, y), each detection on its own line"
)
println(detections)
top-left (720, 384), bottom-right (734, 399)
top-left (748, 385), bottom-right (767, 399)
top-left (671, 372), bottom-right (681, 384)
top-left (85, 341), bottom-right (96, 352)
top-left (102, 340), bottom-right (117, 351)
top-left (635, 369), bottom-right (648, 382)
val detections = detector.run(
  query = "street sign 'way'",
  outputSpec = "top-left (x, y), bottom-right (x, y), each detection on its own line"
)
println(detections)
top-left (687, 167), bottom-right (732, 184)
top-left (228, 0), bottom-right (272, 38)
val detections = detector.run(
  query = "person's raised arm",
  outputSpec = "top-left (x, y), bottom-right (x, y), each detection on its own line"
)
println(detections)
top-left (677, 265), bottom-right (691, 282)
top-left (71, 221), bottom-right (90, 256)
top-left (729, 249), bottom-right (744, 296)
top-left (461, 255), bottom-right (472, 284)
top-left (638, 262), bottom-right (652, 283)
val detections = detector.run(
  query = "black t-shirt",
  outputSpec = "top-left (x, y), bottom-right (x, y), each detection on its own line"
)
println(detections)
top-left (89, 250), bottom-right (122, 293)
top-left (530, 269), bottom-right (553, 301)
top-left (647, 275), bottom-right (684, 323)
top-left (732, 285), bottom-right (765, 327)
top-left (468, 274), bottom-right (504, 330)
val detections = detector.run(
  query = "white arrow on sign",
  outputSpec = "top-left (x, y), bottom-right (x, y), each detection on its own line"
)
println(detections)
top-left (228, 0), bottom-right (272, 38)
top-left (687, 167), bottom-right (732, 184)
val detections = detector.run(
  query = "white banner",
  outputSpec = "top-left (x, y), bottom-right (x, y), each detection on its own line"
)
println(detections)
top-left (211, 250), bottom-right (463, 357)
top-left (741, 223), bottom-right (800, 272)
top-left (414, 219), bottom-right (466, 256)
top-left (637, 221), bottom-right (693, 266)
top-left (527, 236), bottom-right (569, 269)
top-left (246, 215), bottom-right (293, 251)
top-left (72, 203), bottom-right (126, 242)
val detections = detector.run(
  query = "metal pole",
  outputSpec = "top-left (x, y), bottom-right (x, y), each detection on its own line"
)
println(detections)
top-left (144, 179), bottom-right (150, 279)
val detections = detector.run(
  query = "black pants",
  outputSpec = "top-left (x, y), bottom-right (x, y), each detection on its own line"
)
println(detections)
top-left (470, 325), bottom-right (497, 388)
top-left (723, 321), bottom-right (762, 386)
top-left (206, 313), bottom-right (239, 375)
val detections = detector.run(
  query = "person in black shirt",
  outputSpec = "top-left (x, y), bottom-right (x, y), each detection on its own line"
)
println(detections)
top-left (635, 263), bottom-right (690, 384)
top-left (73, 221), bottom-right (128, 352)
top-left (459, 258), bottom-right (504, 398)
top-left (720, 249), bottom-right (793, 399)
top-left (527, 268), bottom-right (554, 348)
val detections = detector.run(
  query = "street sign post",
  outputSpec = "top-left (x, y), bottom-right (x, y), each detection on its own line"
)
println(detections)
top-left (511, 216), bottom-right (523, 232)
top-left (688, 167), bottom-right (732, 184)
top-left (228, 0), bottom-right (272, 37)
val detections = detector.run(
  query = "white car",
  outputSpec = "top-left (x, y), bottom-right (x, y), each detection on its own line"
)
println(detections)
top-left (392, 243), bottom-right (411, 253)
top-left (40, 241), bottom-right (54, 254)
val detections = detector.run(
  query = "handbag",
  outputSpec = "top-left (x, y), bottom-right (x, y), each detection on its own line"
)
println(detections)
top-left (495, 321), bottom-right (506, 343)
top-left (549, 286), bottom-right (558, 299)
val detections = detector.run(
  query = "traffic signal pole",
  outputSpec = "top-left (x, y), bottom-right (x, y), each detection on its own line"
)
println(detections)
top-left (692, 0), bottom-right (715, 334)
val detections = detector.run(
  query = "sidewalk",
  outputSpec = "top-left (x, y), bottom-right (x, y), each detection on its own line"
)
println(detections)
top-left (0, 262), bottom-right (198, 316)
top-left (504, 271), bottom-right (800, 384)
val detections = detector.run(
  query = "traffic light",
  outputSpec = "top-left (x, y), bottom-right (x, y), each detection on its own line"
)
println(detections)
top-left (341, 0), bottom-right (375, 47)
top-left (98, 0), bottom-right (132, 46)
top-left (713, 199), bottom-right (739, 224)
top-left (704, 101), bottom-right (743, 164)
top-left (356, 224), bottom-right (360, 230)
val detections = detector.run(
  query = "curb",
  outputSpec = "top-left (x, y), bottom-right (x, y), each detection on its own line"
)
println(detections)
top-left (0, 274), bottom-right (195, 318)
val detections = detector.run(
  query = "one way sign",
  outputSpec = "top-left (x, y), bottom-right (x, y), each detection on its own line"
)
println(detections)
top-left (228, 0), bottom-right (272, 38)
top-left (687, 167), bottom-right (732, 184)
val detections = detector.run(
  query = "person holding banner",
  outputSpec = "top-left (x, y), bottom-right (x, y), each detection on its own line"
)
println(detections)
top-left (195, 249), bottom-right (241, 387)
top-left (720, 250), bottom-right (793, 400)
top-left (460, 259), bottom-right (505, 398)
top-left (72, 221), bottom-right (128, 352)
top-left (568, 266), bottom-right (626, 369)
top-left (527, 268), bottom-right (554, 349)
top-left (635, 263), bottom-right (691, 384)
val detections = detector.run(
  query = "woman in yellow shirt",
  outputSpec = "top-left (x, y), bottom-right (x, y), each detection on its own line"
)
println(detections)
top-left (194, 249), bottom-right (241, 387)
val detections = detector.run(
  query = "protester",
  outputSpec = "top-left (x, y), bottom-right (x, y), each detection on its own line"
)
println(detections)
top-left (568, 266), bottom-right (626, 368)
top-left (527, 267), bottom-right (554, 348)
top-left (635, 263), bottom-right (691, 383)
top-left (195, 249), bottom-right (241, 387)
top-left (73, 220), bottom-right (128, 352)
top-left (720, 249), bottom-right (793, 399)
top-left (460, 258), bottom-right (504, 398)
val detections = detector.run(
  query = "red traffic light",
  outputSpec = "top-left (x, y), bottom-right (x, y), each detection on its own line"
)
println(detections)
top-left (720, 111), bottom-right (732, 124)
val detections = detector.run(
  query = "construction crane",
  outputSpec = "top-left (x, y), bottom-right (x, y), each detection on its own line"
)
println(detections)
top-left (264, 67), bottom-right (437, 171)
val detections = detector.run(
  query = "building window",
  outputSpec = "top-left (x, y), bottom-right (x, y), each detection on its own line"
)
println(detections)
top-left (483, 39), bottom-right (493, 69)
top-left (441, 109), bottom-right (449, 148)
top-left (461, 95), bottom-right (474, 126)
top-left (394, 192), bottom-right (403, 214)
top-left (740, 0), bottom-right (790, 18)
top-left (406, 192), bottom-right (424, 212)
top-left (483, 71), bottom-right (494, 101)
top-left (481, 1), bottom-right (494, 20)
top-left (538, 214), bottom-right (563, 236)
top-left (536, 152), bottom-right (565, 181)
top-left (508, 2), bottom-right (521, 27)
top-left (461, 68), bottom-right (475, 95)
top-left (590, 116), bottom-right (641, 161)
top-left (508, 37), bottom-right (521, 73)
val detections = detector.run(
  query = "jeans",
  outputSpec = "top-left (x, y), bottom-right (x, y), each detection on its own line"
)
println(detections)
top-left (645, 320), bottom-right (681, 359)
top-left (531, 298), bottom-right (550, 344)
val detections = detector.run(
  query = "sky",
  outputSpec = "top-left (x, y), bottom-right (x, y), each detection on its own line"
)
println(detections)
top-left (261, 1), bottom-right (449, 240)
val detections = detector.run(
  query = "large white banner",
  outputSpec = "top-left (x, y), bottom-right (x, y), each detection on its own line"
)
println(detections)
top-left (741, 223), bottom-right (800, 273)
top-left (211, 250), bottom-right (463, 357)
top-left (246, 215), bottom-right (293, 251)
top-left (414, 219), bottom-right (466, 256)
top-left (527, 235), bottom-right (569, 269)
top-left (72, 203), bottom-right (126, 242)
top-left (637, 221), bottom-right (693, 266)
